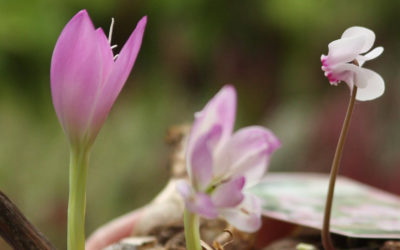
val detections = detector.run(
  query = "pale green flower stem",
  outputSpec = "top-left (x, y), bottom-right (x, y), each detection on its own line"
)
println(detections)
top-left (322, 86), bottom-right (358, 250)
top-left (184, 209), bottom-right (202, 250)
top-left (68, 147), bottom-right (90, 250)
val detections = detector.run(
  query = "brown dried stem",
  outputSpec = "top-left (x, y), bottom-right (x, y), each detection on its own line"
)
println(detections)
top-left (0, 190), bottom-right (55, 250)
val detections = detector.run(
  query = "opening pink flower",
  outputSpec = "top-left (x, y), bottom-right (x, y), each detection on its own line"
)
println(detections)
top-left (51, 10), bottom-right (147, 147)
top-left (177, 85), bottom-right (280, 233)
top-left (321, 26), bottom-right (384, 101)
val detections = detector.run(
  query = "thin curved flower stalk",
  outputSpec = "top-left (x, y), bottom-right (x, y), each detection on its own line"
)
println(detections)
top-left (320, 26), bottom-right (384, 250)
top-left (50, 10), bottom-right (146, 250)
top-left (177, 85), bottom-right (281, 250)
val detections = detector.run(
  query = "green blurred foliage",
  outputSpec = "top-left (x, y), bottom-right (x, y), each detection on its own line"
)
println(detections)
top-left (1, 0), bottom-right (400, 249)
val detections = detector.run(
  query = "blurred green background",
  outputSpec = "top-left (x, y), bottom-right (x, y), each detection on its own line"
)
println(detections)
top-left (1, 0), bottom-right (400, 249)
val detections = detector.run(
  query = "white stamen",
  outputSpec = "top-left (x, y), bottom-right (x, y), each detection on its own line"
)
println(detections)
top-left (113, 54), bottom-right (119, 60)
top-left (110, 44), bottom-right (118, 50)
top-left (108, 17), bottom-right (115, 44)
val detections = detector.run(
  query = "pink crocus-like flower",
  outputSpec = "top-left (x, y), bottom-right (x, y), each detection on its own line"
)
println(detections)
top-left (321, 26), bottom-right (384, 101)
top-left (51, 10), bottom-right (147, 147)
top-left (177, 85), bottom-right (280, 232)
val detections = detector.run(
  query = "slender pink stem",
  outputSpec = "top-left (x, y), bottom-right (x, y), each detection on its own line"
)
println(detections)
top-left (321, 86), bottom-right (358, 250)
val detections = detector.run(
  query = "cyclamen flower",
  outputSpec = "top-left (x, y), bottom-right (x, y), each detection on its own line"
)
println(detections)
top-left (51, 10), bottom-right (147, 147)
top-left (177, 85), bottom-right (280, 232)
top-left (321, 26), bottom-right (384, 101)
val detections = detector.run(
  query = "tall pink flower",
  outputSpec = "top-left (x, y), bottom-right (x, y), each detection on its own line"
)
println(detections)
top-left (177, 85), bottom-right (280, 233)
top-left (51, 10), bottom-right (147, 147)
top-left (321, 26), bottom-right (384, 101)
top-left (50, 10), bottom-right (147, 250)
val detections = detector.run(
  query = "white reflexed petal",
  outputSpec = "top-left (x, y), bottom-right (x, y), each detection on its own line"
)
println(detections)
top-left (220, 194), bottom-right (262, 233)
top-left (354, 68), bottom-right (385, 101)
top-left (356, 46), bottom-right (384, 66)
top-left (333, 64), bottom-right (368, 88)
top-left (341, 26), bottom-right (375, 53)
top-left (327, 36), bottom-right (366, 65)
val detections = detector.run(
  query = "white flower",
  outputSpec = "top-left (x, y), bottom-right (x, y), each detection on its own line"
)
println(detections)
top-left (321, 26), bottom-right (384, 101)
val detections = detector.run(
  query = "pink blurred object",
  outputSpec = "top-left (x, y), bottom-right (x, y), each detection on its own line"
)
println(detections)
top-left (85, 209), bottom-right (144, 250)
top-left (86, 179), bottom-right (186, 249)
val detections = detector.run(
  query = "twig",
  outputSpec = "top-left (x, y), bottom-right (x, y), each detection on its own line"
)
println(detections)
top-left (0, 190), bottom-right (55, 250)
top-left (213, 229), bottom-right (233, 250)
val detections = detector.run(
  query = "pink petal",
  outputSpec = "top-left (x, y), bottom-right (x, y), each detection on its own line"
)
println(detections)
top-left (341, 26), bottom-right (376, 54)
top-left (92, 16), bottom-right (147, 137)
top-left (236, 152), bottom-right (271, 186)
top-left (111, 16), bottom-right (147, 89)
top-left (51, 10), bottom-right (103, 143)
top-left (187, 85), bottom-right (237, 159)
top-left (188, 192), bottom-right (218, 219)
top-left (189, 125), bottom-right (222, 190)
top-left (214, 126), bottom-right (281, 183)
top-left (220, 194), bottom-right (262, 233)
top-left (81, 28), bottom-right (116, 143)
top-left (176, 180), bottom-right (192, 198)
top-left (212, 176), bottom-right (245, 208)
top-left (176, 181), bottom-right (218, 219)
top-left (95, 28), bottom-right (114, 86)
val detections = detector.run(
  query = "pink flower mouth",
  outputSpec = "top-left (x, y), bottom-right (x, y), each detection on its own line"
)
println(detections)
top-left (321, 56), bottom-right (340, 85)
